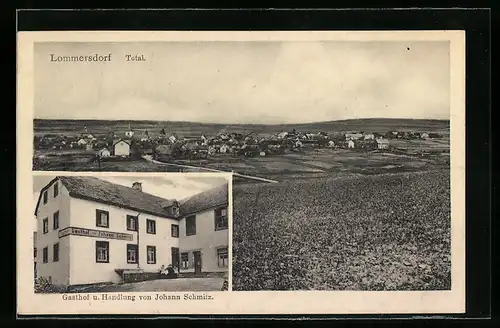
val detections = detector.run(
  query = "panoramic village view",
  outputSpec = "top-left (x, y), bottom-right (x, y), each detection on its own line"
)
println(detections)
top-left (33, 119), bottom-right (448, 178)
top-left (33, 40), bottom-right (452, 291)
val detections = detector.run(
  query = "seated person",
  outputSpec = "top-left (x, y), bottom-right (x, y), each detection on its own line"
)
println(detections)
top-left (165, 264), bottom-right (178, 279)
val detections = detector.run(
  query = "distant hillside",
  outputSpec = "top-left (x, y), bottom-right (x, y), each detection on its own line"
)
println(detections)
top-left (34, 118), bottom-right (450, 136)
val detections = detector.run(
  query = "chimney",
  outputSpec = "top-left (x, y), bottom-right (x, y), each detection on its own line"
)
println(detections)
top-left (132, 182), bottom-right (142, 192)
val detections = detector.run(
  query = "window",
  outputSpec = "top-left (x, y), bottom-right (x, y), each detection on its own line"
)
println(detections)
top-left (147, 246), bottom-right (156, 264)
top-left (43, 190), bottom-right (48, 204)
top-left (217, 247), bottom-right (228, 268)
top-left (181, 252), bottom-right (189, 269)
top-left (42, 247), bottom-right (48, 263)
top-left (95, 241), bottom-right (109, 263)
top-left (171, 224), bottom-right (179, 238)
top-left (34, 248), bottom-right (37, 259)
top-left (53, 182), bottom-right (59, 198)
top-left (146, 219), bottom-right (156, 234)
top-left (53, 243), bottom-right (59, 262)
top-left (215, 207), bottom-right (228, 231)
top-left (186, 215), bottom-right (196, 236)
top-left (127, 215), bottom-right (138, 231)
top-left (127, 244), bottom-right (138, 264)
top-left (53, 211), bottom-right (59, 230)
top-left (96, 210), bottom-right (109, 228)
top-left (42, 218), bottom-right (48, 234)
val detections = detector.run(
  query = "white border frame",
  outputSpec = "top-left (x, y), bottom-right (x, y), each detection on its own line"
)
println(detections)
top-left (17, 30), bottom-right (465, 315)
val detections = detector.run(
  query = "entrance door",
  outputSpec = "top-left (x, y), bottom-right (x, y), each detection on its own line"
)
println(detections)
top-left (171, 247), bottom-right (180, 273)
top-left (193, 251), bottom-right (202, 274)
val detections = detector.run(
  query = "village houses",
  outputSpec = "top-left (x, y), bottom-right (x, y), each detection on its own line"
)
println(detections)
top-left (345, 132), bottom-right (363, 141)
top-left (364, 133), bottom-right (375, 140)
top-left (376, 138), bottom-right (390, 149)
top-left (34, 176), bottom-right (229, 288)
top-left (277, 131), bottom-right (288, 139)
top-left (125, 123), bottom-right (135, 138)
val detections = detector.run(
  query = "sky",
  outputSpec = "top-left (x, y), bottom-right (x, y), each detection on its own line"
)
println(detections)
top-left (34, 41), bottom-right (450, 124)
top-left (32, 175), bottom-right (228, 226)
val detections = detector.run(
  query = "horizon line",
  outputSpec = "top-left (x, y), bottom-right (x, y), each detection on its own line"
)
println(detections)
top-left (33, 117), bottom-right (450, 125)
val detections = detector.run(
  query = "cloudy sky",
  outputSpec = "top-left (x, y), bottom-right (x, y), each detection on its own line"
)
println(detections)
top-left (34, 41), bottom-right (450, 124)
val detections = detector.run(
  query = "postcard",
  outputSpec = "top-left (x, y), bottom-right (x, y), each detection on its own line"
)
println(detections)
top-left (17, 30), bottom-right (465, 315)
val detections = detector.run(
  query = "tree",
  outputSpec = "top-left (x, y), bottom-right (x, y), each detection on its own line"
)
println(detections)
top-left (160, 128), bottom-right (166, 135)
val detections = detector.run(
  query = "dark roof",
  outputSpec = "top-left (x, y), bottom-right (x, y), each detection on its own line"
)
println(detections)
top-left (113, 138), bottom-right (131, 146)
top-left (155, 144), bottom-right (174, 155)
top-left (34, 177), bottom-right (176, 219)
top-left (35, 177), bottom-right (229, 220)
top-left (180, 183), bottom-right (228, 217)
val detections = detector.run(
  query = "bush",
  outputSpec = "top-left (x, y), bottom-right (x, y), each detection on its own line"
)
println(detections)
top-left (34, 277), bottom-right (67, 293)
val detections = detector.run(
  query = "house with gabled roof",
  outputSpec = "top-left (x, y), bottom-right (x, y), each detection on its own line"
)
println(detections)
top-left (112, 139), bottom-right (131, 157)
top-left (77, 138), bottom-right (88, 146)
top-left (167, 134), bottom-right (177, 144)
top-left (34, 176), bottom-right (229, 288)
top-left (97, 148), bottom-right (111, 158)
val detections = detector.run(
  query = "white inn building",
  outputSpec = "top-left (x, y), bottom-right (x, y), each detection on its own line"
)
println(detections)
top-left (34, 176), bottom-right (229, 288)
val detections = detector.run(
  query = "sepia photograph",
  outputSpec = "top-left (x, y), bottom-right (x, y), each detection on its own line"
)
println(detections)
top-left (32, 173), bottom-right (230, 293)
top-left (33, 39), bottom-right (452, 291)
top-left (18, 30), bottom-right (465, 315)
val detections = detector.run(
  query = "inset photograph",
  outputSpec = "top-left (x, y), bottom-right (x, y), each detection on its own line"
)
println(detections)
top-left (32, 173), bottom-right (230, 293)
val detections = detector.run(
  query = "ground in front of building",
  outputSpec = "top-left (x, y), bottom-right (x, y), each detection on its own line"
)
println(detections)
top-left (68, 277), bottom-right (226, 293)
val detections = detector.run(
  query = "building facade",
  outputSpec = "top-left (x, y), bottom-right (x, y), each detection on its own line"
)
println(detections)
top-left (34, 176), bottom-right (229, 288)
top-left (376, 138), bottom-right (390, 149)
top-left (113, 139), bottom-right (131, 157)
top-left (178, 206), bottom-right (228, 274)
top-left (98, 148), bottom-right (111, 157)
